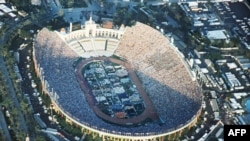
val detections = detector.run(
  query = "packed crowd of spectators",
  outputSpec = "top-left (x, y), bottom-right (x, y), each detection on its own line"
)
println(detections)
top-left (115, 22), bottom-right (202, 128)
top-left (33, 22), bottom-right (202, 136)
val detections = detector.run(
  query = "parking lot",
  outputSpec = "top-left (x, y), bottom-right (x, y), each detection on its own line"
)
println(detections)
top-left (215, 2), bottom-right (250, 47)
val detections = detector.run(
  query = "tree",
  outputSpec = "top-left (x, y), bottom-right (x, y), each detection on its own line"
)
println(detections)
top-left (246, 51), bottom-right (250, 59)
top-left (94, 135), bottom-right (102, 141)
top-left (0, 129), bottom-right (7, 141)
top-left (203, 38), bottom-right (211, 46)
top-left (148, 16), bottom-right (155, 24)
top-left (197, 44), bottom-right (203, 51)
top-left (35, 134), bottom-right (46, 141)
top-left (174, 13), bottom-right (181, 21)
top-left (20, 101), bottom-right (28, 114)
top-left (1, 47), bottom-right (8, 60)
top-left (85, 134), bottom-right (94, 141)
top-left (208, 52), bottom-right (222, 62)
top-left (2, 97), bottom-right (11, 107)
top-left (231, 37), bottom-right (240, 47)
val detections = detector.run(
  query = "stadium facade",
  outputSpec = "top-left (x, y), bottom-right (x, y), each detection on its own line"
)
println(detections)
top-left (32, 17), bottom-right (203, 140)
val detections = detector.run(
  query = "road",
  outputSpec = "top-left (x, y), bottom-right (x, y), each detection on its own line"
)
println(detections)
top-left (0, 7), bottom-right (46, 141)
top-left (0, 18), bottom-right (30, 140)
top-left (0, 53), bottom-right (28, 133)
top-left (0, 5), bottom-right (58, 140)
top-left (0, 109), bottom-right (12, 141)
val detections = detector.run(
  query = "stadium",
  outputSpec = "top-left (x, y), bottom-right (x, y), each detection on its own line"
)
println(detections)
top-left (32, 17), bottom-right (203, 140)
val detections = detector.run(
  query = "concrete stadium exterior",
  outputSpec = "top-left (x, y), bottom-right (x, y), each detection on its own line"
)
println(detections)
top-left (32, 18), bottom-right (203, 140)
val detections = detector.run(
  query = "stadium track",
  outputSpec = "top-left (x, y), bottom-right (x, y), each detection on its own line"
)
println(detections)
top-left (75, 56), bottom-right (158, 125)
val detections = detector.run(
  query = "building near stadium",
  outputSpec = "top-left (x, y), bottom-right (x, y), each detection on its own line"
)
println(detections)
top-left (32, 17), bottom-right (203, 140)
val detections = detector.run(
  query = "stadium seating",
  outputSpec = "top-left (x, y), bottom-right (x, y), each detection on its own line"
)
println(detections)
top-left (33, 22), bottom-right (202, 137)
top-left (93, 38), bottom-right (106, 51)
top-left (79, 39), bottom-right (94, 52)
top-left (106, 39), bottom-right (119, 53)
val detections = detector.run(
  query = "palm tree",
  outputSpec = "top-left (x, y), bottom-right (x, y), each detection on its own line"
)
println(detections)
top-left (2, 97), bottom-right (11, 107)
top-left (15, 121), bottom-right (21, 131)
top-left (10, 107), bottom-right (19, 118)
top-left (20, 101), bottom-right (28, 112)
top-left (35, 134), bottom-right (46, 141)
top-left (15, 131), bottom-right (26, 141)
top-left (1, 48), bottom-right (8, 60)
top-left (0, 130), bottom-right (5, 141)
